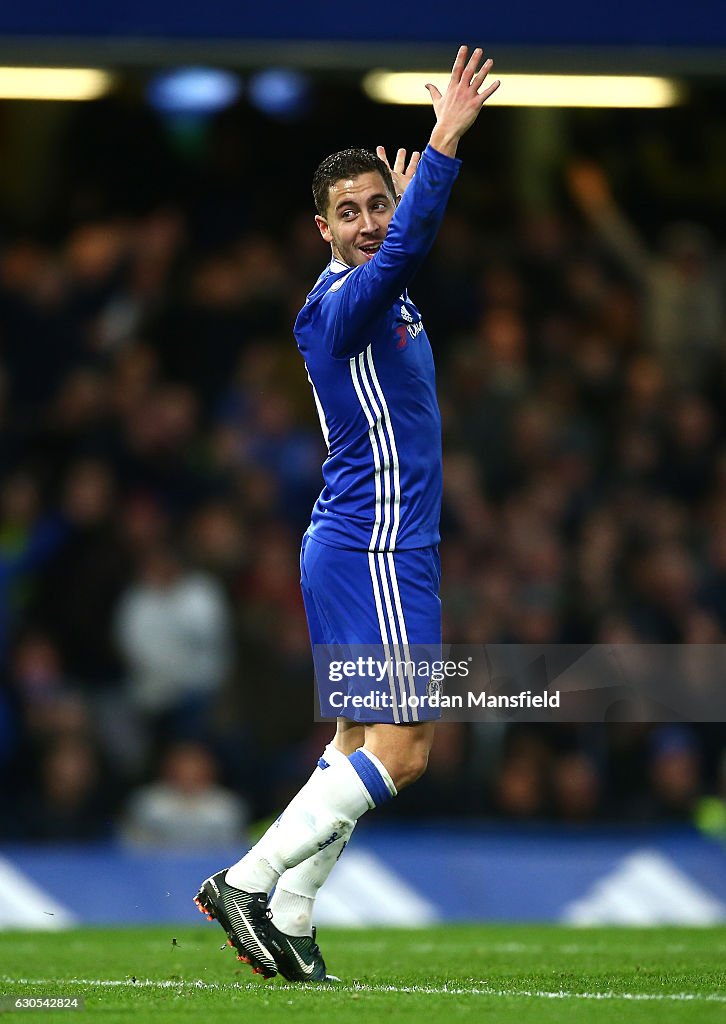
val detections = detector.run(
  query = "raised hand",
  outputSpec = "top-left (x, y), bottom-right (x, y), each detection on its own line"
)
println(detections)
top-left (376, 146), bottom-right (421, 200)
top-left (427, 46), bottom-right (500, 158)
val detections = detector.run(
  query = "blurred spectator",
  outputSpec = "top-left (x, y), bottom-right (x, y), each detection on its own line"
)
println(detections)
top-left (0, 474), bottom-right (68, 663)
top-left (647, 726), bottom-right (702, 821)
top-left (113, 545), bottom-right (232, 741)
top-left (28, 459), bottom-right (131, 686)
top-left (120, 740), bottom-right (249, 849)
top-left (9, 631), bottom-right (72, 737)
top-left (185, 500), bottom-right (249, 589)
top-left (567, 161), bottom-right (724, 387)
top-left (551, 752), bottom-right (602, 822)
top-left (493, 730), bottom-right (551, 819)
top-left (18, 734), bottom-right (116, 841)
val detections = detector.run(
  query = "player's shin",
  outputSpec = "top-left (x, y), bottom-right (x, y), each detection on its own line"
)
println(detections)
top-left (270, 744), bottom-right (354, 936)
top-left (225, 748), bottom-right (395, 894)
top-left (269, 830), bottom-right (351, 936)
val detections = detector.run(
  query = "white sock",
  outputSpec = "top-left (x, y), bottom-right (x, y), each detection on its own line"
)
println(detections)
top-left (225, 746), bottom-right (395, 895)
top-left (225, 742), bottom-right (339, 890)
top-left (270, 745), bottom-right (354, 936)
top-left (268, 888), bottom-right (315, 938)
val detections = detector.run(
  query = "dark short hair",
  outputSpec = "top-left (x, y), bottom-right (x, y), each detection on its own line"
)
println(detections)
top-left (312, 148), bottom-right (396, 218)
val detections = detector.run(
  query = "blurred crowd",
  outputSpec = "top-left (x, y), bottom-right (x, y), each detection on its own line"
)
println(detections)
top-left (0, 95), bottom-right (726, 845)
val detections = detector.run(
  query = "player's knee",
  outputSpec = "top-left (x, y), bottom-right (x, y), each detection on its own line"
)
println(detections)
top-left (392, 746), bottom-right (430, 790)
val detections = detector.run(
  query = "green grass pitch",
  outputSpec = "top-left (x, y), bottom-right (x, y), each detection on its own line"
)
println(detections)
top-left (1, 925), bottom-right (725, 1022)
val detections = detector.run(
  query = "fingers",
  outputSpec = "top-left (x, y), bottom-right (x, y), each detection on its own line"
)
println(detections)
top-left (472, 57), bottom-right (494, 91)
top-left (377, 146), bottom-right (419, 189)
top-left (425, 82), bottom-right (442, 102)
top-left (463, 47), bottom-right (484, 85)
top-left (479, 79), bottom-right (500, 103)
top-left (379, 148), bottom-right (420, 172)
top-left (406, 151), bottom-right (421, 176)
top-left (450, 45), bottom-right (467, 82)
top-left (451, 47), bottom-right (497, 94)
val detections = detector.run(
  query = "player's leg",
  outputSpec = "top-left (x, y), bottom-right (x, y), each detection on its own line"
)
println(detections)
top-left (194, 730), bottom-right (393, 978)
top-left (193, 541), bottom-right (380, 980)
top-left (262, 554), bottom-right (368, 943)
top-left (222, 728), bottom-right (395, 892)
top-left (361, 719), bottom-right (436, 790)
top-left (194, 542), bottom-right (439, 979)
top-left (223, 544), bottom-right (439, 933)
top-left (332, 717), bottom-right (366, 755)
top-left (267, 717), bottom-right (364, 940)
top-left (233, 539), bottom-right (402, 905)
top-left (264, 720), bottom-right (428, 958)
top-left (224, 718), bottom-right (436, 913)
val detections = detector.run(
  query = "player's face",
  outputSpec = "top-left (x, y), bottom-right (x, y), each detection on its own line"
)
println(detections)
top-left (315, 172), bottom-right (396, 268)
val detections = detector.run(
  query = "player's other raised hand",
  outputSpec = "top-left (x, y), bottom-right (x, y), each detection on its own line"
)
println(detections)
top-left (427, 46), bottom-right (500, 158)
top-left (375, 146), bottom-right (421, 200)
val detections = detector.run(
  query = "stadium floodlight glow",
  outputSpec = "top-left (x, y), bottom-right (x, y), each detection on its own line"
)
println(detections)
top-left (147, 67), bottom-right (242, 115)
top-left (363, 72), bottom-right (682, 108)
top-left (0, 67), bottom-right (112, 101)
top-left (248, 68), bottom-right (311, 120)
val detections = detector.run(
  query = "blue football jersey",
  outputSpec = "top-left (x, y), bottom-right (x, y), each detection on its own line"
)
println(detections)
top-left (294, 144), bottom-right (461, 552)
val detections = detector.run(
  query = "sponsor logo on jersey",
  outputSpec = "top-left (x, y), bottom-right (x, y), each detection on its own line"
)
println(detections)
top-left (395, 319), bottom-right (424, 349)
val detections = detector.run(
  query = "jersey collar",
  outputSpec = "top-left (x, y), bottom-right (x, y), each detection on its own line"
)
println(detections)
top-left (330, 257), bottom-right (350, 273)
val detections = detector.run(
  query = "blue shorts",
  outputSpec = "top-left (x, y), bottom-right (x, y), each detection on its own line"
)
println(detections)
top-left (300, 533), bottom-right (442, 724)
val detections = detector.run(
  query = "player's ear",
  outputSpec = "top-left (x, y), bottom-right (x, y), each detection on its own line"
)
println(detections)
top-left (315, 215), bottom-right (333, 244)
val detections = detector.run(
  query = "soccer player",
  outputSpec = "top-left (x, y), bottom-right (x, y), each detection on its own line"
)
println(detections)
top-left (194, 45), bottom-right (499, 982)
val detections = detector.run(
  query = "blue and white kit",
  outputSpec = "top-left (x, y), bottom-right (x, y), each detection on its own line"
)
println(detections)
top-left (294, 145), bottom-right (461, 723)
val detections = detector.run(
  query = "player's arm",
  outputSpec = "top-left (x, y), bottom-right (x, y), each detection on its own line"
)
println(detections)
top-left (323, 47), bottom-right (499, 359)
top-left (426, 46), bottom-right (500, 158)
top-left (321, 147), bottom-right (460, 358)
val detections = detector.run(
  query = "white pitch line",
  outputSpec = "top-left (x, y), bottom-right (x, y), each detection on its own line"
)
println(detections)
top-left (3, 978), bottom-right (726, 1002)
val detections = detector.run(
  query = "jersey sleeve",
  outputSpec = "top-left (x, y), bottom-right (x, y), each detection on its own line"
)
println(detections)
top-left (319, 145), bottom-right (461, 359)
